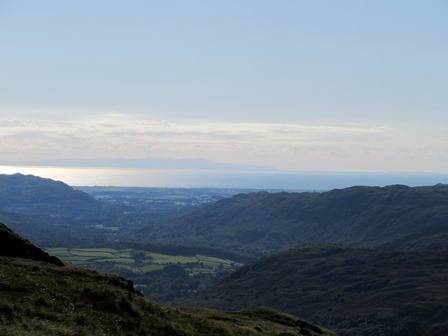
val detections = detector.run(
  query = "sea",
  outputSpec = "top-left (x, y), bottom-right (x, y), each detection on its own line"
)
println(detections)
top-left (1, 165), bottom-right (447, 191)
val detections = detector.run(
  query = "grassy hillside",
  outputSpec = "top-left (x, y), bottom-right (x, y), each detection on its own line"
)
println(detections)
top-left (401, 233), bottom-right (448, 251)
top-left (0, 222), bottom-right (334, 336)
top-left (0, 257), bottom-right (337, 336)
top-left (182, 244), bottom-right (448, 336)
top-left (144, 185), bottom-right (448, 255)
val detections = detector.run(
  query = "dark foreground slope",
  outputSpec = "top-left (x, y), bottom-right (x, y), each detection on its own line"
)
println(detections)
top-left (145, 185), bottom-right (448, 255)
top-left (182, 244), bottom-right (448, 336)
top-left (0, 223), bottom-right (63, 265)
top-left (0, 223), bottom-right (334, 336)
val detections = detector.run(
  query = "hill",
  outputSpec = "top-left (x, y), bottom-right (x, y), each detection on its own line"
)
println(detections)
top-left (0, 173), bottom-right (152, 246)
top-left (0, 173), bottom-right (247, 248)
top-left (144, 185), bottom-right (448, 255)
top-left (0, 173), bottom-right (98, 210)
top-left (181, 244), bottom-right (448, 336)
top-left (0, 222), bottom-right (334, 336)
top-left (0, 173), bottom-right (103, 244)
top-left (0, 174), bottom-right (253, 301)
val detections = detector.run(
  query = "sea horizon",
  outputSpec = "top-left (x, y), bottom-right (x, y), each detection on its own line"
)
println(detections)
top-left (1, 165), bottom-right (447, 191)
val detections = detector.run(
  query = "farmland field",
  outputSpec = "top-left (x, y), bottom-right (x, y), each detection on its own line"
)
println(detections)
top-left (46, 246), bottom-right (243, 299)
top-left (46, 247), bottom-right (240, 275)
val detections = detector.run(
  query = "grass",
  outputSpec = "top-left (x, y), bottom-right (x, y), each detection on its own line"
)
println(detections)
top-left (0, 256), bottom-right (334, 336)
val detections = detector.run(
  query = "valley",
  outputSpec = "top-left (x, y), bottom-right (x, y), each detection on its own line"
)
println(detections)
top-left (0, 223), bottom-right (333, 336)
top-left (1, 173), bottom-right (448, 335)
top-left (47, 247), bottom-right (240, 275)
top-left (2, 3), bottom-right (446, 335)
top-left (144, 184), bottom-right (448, 255)
top-left (46, 246), bottom-right (242, 299)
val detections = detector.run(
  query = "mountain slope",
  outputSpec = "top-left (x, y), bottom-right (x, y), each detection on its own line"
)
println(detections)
top-left (144, 185), bottom-right (448, 255)
top-left (0, 173), bottom-right (103, 243)
top-left (182, 244), bottom-right (448, 336)
top-left (0, 222), bottom-right (334, 336)
top-left (0, 223), bottom-right (63, 265)
top-left (401, 233), bottom-right (448, 252)
top-left (0, 173), bottom-right (98, 208)
top-left (0, 173), bottom-right (143, 246)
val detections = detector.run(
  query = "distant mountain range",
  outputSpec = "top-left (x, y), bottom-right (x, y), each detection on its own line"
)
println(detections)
top-left (182, 243), bottom-right (448, 336)
top-left (2, 173), bottom-right (448, 335)
top-left (144, 184), bottom-right (448, 255)
top-left (3, 173), bottom-right (448, 255)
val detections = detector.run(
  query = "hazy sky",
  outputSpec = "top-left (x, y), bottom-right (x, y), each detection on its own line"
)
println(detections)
top-left (1, 1), bottom-right (447, 172)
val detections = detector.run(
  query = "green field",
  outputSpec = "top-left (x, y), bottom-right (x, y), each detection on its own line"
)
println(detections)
top-left (46, 247), bottom-right (240, 276)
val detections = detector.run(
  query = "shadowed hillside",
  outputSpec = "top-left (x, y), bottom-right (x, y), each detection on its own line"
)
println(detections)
top-left (0, 222), bottom-right (334, 336)
top-left (0, 174), bottom-right (145, 246)
top-left (144, 185), bottom-right (448, 255)
top-left (401, 233), bottom-right (448, 252)
top-left (0, 173), bottom-right (97, 207)
top-left (0, 222), bottom-right (63, 266)
top-left (0, 173), bottom-right (103, 244)
top-left (181, 244), bottom-right (448, 336)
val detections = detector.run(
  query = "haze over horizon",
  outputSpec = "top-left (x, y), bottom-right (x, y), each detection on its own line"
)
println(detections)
top-left (1, 1), bottom-right (447, 174)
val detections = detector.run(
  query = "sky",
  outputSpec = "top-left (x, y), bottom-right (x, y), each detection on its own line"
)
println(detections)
top-left (0, 0), bottom-right (447, 173)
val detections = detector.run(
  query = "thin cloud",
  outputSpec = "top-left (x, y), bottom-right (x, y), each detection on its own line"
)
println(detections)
top-left (0, 115), bottom-right (446, 172)
top-left (0, 119), bottom-right (35, 128)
